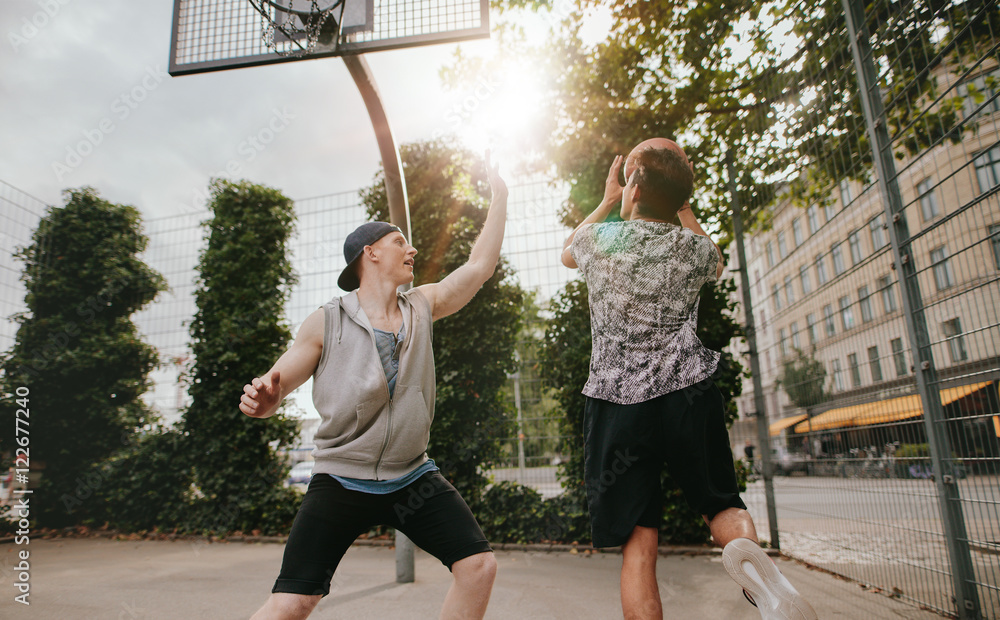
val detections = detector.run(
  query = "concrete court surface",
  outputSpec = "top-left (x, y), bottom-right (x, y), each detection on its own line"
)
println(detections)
top-left (0, 538), bottom-right (943, 619)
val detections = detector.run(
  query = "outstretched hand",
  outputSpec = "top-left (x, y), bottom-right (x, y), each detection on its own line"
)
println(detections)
top-left (603, 154), bottom-right (625, 205)
top-left (240, 371), bottom-right (282, 418)
top-left (485, 150), bottom-right (508, 199)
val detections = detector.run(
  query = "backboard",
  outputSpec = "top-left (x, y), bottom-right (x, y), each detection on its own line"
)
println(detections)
top-left (169, 0), bottom-right (490, 76)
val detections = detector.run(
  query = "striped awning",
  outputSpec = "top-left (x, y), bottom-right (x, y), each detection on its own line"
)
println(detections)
top-left (769, 414), bottom-right (808, 436)
top-left (792, 381), bottom-right (994, 433)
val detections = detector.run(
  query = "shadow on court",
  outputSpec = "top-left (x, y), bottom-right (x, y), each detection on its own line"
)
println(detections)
top-left (1, 538), bottom-right (942, 619)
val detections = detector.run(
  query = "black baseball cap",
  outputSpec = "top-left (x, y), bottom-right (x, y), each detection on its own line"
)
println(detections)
top-left (337, 221), bottom-right (403, 291)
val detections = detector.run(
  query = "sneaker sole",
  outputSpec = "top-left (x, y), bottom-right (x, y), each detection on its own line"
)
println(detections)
top-left (722, 539), bottom-right (818, 620)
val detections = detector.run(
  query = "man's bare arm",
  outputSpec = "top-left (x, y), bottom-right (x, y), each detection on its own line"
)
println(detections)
top-left (418, 152), bottom-right (508, 321)
top-left (561, 155), bottom-right (624, 269)
top-left (677, 204), bottom-right (724, 279)
top-left (239, 308), bottom-right (324, 419)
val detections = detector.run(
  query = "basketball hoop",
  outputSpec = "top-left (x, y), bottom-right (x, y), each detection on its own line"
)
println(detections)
top-left (248, 0), bottom-right (345, 56)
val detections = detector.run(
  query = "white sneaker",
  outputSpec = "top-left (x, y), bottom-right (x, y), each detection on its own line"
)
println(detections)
top-left (722, 538), bottom-right (818, 620)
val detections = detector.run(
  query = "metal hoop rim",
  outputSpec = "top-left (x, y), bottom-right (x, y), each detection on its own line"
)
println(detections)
top-left (260, 0), bottom-right (344, 19)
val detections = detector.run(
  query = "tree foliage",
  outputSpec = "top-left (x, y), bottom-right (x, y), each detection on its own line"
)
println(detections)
top-left (455, 0), bottom-right (999, 234)
top-left (180, 179), bottom-right (301, 533)
top-left (0, 188), bottom-right (166, 527)
top-left (360, 139), bottom-right (525, 507)
top-left (778, 350), bottom-right (829, 409)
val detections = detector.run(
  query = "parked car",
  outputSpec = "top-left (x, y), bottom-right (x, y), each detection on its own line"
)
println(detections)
top-left (287, 461), bottom-right (315, 487)
top-left (771, 447), bottom-right (811, 476)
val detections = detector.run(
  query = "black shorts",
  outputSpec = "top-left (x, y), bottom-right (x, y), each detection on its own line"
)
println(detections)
top-left (273, 471), bottom-right (492, 596)
top-left (583, 380), bottom-right (746, 548)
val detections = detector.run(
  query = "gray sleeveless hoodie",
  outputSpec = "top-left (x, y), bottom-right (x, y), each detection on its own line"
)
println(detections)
top-left (310, 288), bottom-right (435, 480)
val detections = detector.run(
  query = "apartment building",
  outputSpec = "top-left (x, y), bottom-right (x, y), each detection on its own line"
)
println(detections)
top-left (729, 66), bottom-right (1000, 459)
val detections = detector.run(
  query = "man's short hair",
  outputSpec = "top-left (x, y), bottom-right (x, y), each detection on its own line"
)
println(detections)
top-left (630, 146), bottom-right (694, 220)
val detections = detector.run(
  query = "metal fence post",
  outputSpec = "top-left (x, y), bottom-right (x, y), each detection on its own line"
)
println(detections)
top-left (727, 152), bottom-right (781, 550)
top-left (840, 0), bottom-right (982, 615)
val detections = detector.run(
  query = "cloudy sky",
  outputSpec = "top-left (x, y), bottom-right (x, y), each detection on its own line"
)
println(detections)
top-left (0, 0), bottom-right (537, 217)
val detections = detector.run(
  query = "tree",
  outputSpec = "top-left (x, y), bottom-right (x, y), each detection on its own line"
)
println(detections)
top-left (455, 0), bottom-right (998, 234)
top-left (180, 179), bottom-right (300, 534)
top-left (778, 350), bottom-right (829, 410)
top-left (0, 188), bottom-right (166, 528)
top-left (536, 279), bottom-right (594, 542)
top-left (360, 139), bottom-right (525, 507)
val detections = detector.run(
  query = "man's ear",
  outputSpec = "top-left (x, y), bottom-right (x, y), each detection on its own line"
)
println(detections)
top-left (629, 183), bottom-right (641, 206)
top-left (364, 244), bottom-right (378, 263)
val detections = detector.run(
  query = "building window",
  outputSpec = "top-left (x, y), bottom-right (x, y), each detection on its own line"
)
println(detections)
top-left (991, 224), bottom-right (1000, 269)
top-left (807, 205), bottom-right (820, 234)
top-left (824, 304), bottom-right (836, 336)
top-left (878, 275), bottom-right (898, 313)
top-left (848, 353), bottom-right (862, 388)
top-left (766, 241), bottom-right (776, 268)
top-left (930, 246), bottom-right (955, 291)
top-left (816, 254), bottom-right (829, 285)
top-left (800, 264), bottom-right (812, 295)
top-left (784, 275), bottom-right (795, 306)
top-left (806, 313), bottom-right (818, 344)
top-left (772, 283), bottom-right (782, 311)
top-left (831, 243), bottom-right (846, 275)
top-left (778, 231), bottom-right (788, 260)
top-left (839, 295), bottom-right (855, 330)
top-left (868, 346), bottom-right (883, 382)
top-left (791, 321), bottom-right (801, 350)
top-left (832, 359), bottom-right (845, 391)
top-left (792, 217), bottom-right (803, 246)
top-left (891, 337), bottom-right (908, 377)
top-left (858, 285), bottom-right (873, 322)
top-left (779, 328), bottom-right (789, 358)
top-left (870, 213), bottom-right (888, 250)
top-left (974, 145), bottom-right (1000, 194)
top-left (917, 177), bottom-right (941, 221)
top-left (942, 318), bottom-right (969, 363)
top-left (759, 309), bottom-right (767, 333)
top-left (839, 179), bottom-right (854, 208)
top-left (824, 202), bottom-right (837, 223)
top-left (848, 230), bottom-right (863, 265)
top-left (957, 68), bottom-right (1000, 119)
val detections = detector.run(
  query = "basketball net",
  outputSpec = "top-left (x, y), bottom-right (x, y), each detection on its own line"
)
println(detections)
top-left (248, 0), bottom-right (345, 56)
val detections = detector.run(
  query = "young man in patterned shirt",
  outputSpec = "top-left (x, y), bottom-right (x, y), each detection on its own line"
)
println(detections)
top-left (561, 138), bottom-right (816, 620)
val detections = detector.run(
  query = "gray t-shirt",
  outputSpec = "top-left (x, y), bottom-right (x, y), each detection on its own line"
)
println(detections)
top-left (571, 220), bottom-right (721, 405)
top-left (373, 323), bottom-right (405, 398)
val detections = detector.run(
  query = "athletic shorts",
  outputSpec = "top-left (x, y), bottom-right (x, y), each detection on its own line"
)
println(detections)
top-left (583, 379), bottom-right (746, 548)
top-left (273, 471), bottom-right (493, 596)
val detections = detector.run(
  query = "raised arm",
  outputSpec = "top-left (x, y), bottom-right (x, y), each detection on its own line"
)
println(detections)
top-left (677, 204), bottom-right (725, 279)
top-left (417, 152), bottom-right (508, 321)
top-left (239, 308), bottom-right (324, 419)
top-left (560, 155), bottom-right (624, 269)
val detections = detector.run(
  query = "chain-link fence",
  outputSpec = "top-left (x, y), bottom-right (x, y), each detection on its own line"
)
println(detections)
top-left (0, 182), bottom-right (46, 356)
top-left (726, 0), bottom-right (1000, 617)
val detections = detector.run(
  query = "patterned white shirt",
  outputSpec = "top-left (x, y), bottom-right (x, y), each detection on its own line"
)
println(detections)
top-left (571, 220), bottom-right (721, 405)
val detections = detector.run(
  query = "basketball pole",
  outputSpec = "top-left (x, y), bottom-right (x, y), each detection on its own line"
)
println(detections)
top-left (342, 53), bottom-right (416, 584)
top-left (343, 54), bottom-right (413, 243)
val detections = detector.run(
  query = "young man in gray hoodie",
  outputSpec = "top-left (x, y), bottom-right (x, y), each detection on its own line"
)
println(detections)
top-left (239, 155), bottom-right (507, 620)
